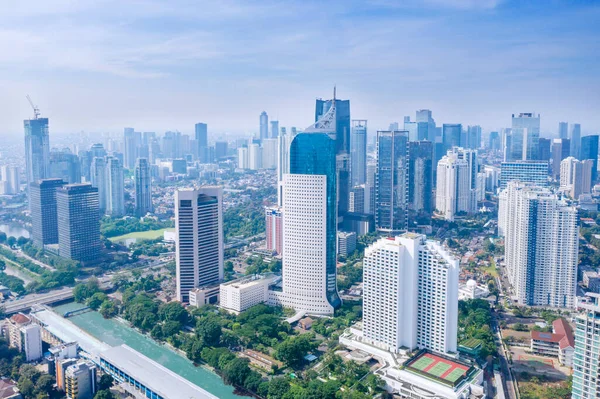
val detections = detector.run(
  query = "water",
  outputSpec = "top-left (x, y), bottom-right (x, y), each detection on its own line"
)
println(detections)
top-left (0, 224), bottom-right (30, 239)
top-left (53, 302), bottom-right (239, 399)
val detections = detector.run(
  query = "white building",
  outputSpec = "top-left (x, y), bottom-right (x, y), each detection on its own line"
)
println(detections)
top-left (4, 313), bottom-right (42, 362)
top-left (436, 152), bottom-right (471, 221)
top-left (573, 294), bottom-right (600, 398)
top-left (484, 165), bottom-right (500, 193)
top-left (105, 156), bottom-right (125, 216)
top-left (0, 165), bottom-right (19, 194)
top-left (175, 187), bottom-right (223, 303)
top-left (560, 156), bottom-right (593, 199)
top-left (362, 233), bottom-right (458, 354)
top-left (498, 181), bottom-right (578, 308)
top-left (476, 172), bottom-right (486, 202)
top-left (237, 147), bottom-right (249, 169)
top-left (337, 231), bottom-right (357, 257)
top-left (248, 143), bottom-right (262, 170)
top-left (90, 157), bottom-right (107, 212)
top-left (458, 279), bottom-right (490, 300)
top-left (220, 274), bottom-right (281, 313)
top-left (261, 138), bottom-right (278, 169)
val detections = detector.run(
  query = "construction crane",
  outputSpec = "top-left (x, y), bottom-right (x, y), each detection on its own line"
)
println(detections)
top-left (26, 95), bottom-right (40, 119)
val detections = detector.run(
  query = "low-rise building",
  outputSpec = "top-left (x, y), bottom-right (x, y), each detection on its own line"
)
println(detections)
top-left (0, 377), bottom-right (21, 399)
top-left (65, 360), bottom-right (96, 399)
top-left (188, 285), bottom-right (221, 308)
top-left (458, 280), bottom-right (490, 300)
top-left (219, 274), bottom-right (281, 314)
top-left (337, 231), bottom-right (357, 257)
top-left (530, 318), bottom-right (575, 367)
top-left (583, 271), bottom-right (600, 293)
top-left (3, 313), bottom-right (42, 362)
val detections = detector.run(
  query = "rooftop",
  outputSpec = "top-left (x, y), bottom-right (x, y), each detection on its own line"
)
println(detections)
top-left (100, 345), bottom-right (218, 399)
top-left (404, 350), bottom-right (473, 387)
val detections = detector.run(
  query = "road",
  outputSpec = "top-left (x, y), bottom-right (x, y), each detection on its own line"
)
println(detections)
top-left (13, 248), bottom-right (56, 271)
top-left (492, 310), bottom-right (518, 399)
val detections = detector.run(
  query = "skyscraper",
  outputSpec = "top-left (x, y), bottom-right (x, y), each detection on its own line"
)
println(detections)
top-left (498, 182), bottom-right (578, 308)
top-left (538, 137), bottom-right (551, 162)
top-left (106, 156), bottom-right (125, 216)
top-left (175, 187), bottom-right (223, 303)
top-left (261, 139), bottom-right (278, 169)
top-left (570, 123), bottom-right (582, 159)
top-left (375, 130), bottom-right (409, 233)
top-left (265, 206), bottom-right (283, 255)
top-left (551, 139), bottom-right (571, 179)
top-left (248, 143), bottom-right (262, 170)
top-left (274, 109), bottom-right (341, 315)
top-left (0, 165), bottom-right (20, 195)
top-left (90, 157), bottom-right (107, 212)
top-left (408, 141), bottom-right (433, 215)
top-left (195, 123), bottom-right (208, 163)
top-left (24, 117), bottom-right (50, 190)
top-left (277, 128), bottom-right (297, 206)
top-left (215, 141), bottom-right (228, 160)
top-left (499, 161), bottom-right (549, 189)
top-left (260, 111), bottom-right (269, 141)
top-left (123, 127), bottom-right (139, 169)
top-left (134, 158), bottom-right (153, 217)
top-left (580, 135), bottom-right (599, 182)
top-left (572, 294), bottom-right (600, 399)
top-left (512, 112), bottom-right (541, 160)
top-left (315, 96), bottom-right (351, 155)
top-left (362, 233), bottom-right (458, 354)
top-left (57, 183), bottom-right (101, 263)
top-left (560, 157), bottom-right (593, 199)
top-left (435, 151), bottom-right (471, 221)
top-left (467, 125), bottom-right (482, 149)
top-left (270, 120), bottom-right (279, 139)
top-left (30, 178), bottom-right (65, 247)
top-left (559, 122), bottom-right (569, 139)
top-left (350, 120), bottom-right (367, 187)
top-left (442, 124), bottom-right (462, 152)
top-left (49, 149), bottom-right (81, 184)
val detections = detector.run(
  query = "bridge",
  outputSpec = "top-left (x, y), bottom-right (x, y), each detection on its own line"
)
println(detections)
top-left (63, 306), bottom-right (91, 318)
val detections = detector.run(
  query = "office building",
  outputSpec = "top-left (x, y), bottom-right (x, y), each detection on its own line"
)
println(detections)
top-left (580, 135), bottom-right (599, 182)
top-left (348, 185), bottom-right (365, 214)
top-left (259, 111), bottom-right (269, 140)
top-left (65, 360), bottom-right (96, 399)
top-left (337, 231), bottom-right (357, 257)
top-left (511, 112), bottom-right (541, 161)
top-left (552, 138), bottom-right (571, 179)
top-left (350, 120), bottom-right (367, 187)
top-left (49, 149), bottom-right (81, 184)
top-left (274, 121), bottom-right (341, 314)
top-left (559, 122), bottom-right (569, 139)
top-left (270, 120), bottom-right (279, 139)
top-left (175, 187), bottom-right (223, 303)
top-left (484, 165), bottom-right (500, 192)
top-left (435, 152), bottom-right (471, 221)
top-left (261, 138), bottom-right (278, 169)
top-left (498, 182), bottom-right (578, 308)
top-left (134, 158), bottom-right (153, 217)
top-left (248, 143), bottom-right (262, 170)
top-left (195, 123), bottom-right (208, 163)
top-left (362, 233), bottom-right (458, 354)
top-left (0, 165), bottom-right (19, 194)
top-left (442, 124), bottom-right (462, 151)
top-left (570, 123), bottom-right (582, 159)
top-left (57, 184), bottom-right (101, 263)
top-left (265, 206), bottom-right (283, 255)
top-left (237, 147), bottom-right (249, 169)
top-left (466, 125), bottom-right (481, 149)
top-left (560, 157), bottom-right (593, 199)
top-left (572, 294), bottom-right (600, 399)
top-left (90, 157), bottom-right (107, 212)
top-left (499, 161), bottom-right (548, 189)
top-left (220, 274), bottom-right (281, 314)
top-left (105, 156), bottom-right (125, 216)
top-left (315, 93), bottom-right (351, 156)
top-left (375, 130), bottom-right (409, 233)
top-left (488, 131), bottom-right (500, 151)
top-left (123, 128), bottom-right (140, 169)
top-left (408, 141), bottom-right (433, 215)
top-left (538, 138), bottom-right (551, 162)
top-left (30, 178), bottom-right (66, 247)
top-left (215, 141), bottom-right (228, 160)
top-left (24, 116), bottom-right (50, 190)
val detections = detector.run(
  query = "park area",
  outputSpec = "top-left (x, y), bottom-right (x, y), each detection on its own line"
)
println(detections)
top-left (406, 352), bottom-right (470, 385)
top-left (109, 228), bottom-right (172, 243)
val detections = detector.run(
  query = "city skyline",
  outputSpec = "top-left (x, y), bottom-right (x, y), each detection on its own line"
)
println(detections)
top-left (0, 0), bottom-right (599, 135)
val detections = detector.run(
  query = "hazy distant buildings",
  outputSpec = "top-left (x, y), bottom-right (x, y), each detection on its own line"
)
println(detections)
top-left (57, 183), bottom-right (101, 263)
top-left (215, 141), bottom-right (228, 160)
top-left (261, 139), bottom-right (278, 169)
top-left (237, 147), bottom-right (249, 170)
top-left (123, 128), bottom-right (140, 169)
top-left (552, 139), bottom-right (571, 180)
top-left (134, 158), bottom-right (153, 217)
top-left (24, 117), bottom-right (50, 190)
top-left (49, 149), bottom-right (81, 184)
top-left (408, 141), bottom-right (433, 215)
top-left (175, 187), bottom-right (223, 303)
top-left (0, 165), bottom-right (20, 195)
top-left (105, 156), bottom-right (125, 216)
top-left (442, 124), bottom-right (462, 152)
top-left (570, 123), bottom-right (581, 159)
top-left (559, 122), bottom-right (569, 139)
top-left (90, 157), bottom-right (107, 212)
top-left (499, 182), bottom-right (578, 308)
top-left (509, 112), bottom-right (541, 161)
top-left (350, 120), bottom-right (367, 187)
top-left (580, 135), bottom-right (599, 182)
top-left (560, 157), bottom-right (593, 199)
top-left (260, 111), bottom-right (269, 141)
top-left (270, 120), bottom-right (279, 139)
top-left (30, 178), bottom-right (65, 247)
top-left (248, 143), bottom-right (262, 170)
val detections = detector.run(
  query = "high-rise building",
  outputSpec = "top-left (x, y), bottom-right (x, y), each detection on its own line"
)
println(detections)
top-left (248, 143), bottom-right (262, 170)
top-left (435, 151), bottom-right (471, 221)
top-left (467, 125), bottom-right (482, 149)
top-left (551, 139), bottom-right (571, 179)
top-left (195, 123), bottom-right (208, 163)
top-left (580, 135), bottom-right (599, 182)
top-left (270, 120), bottom-right (279, 139)
top-left (559, 122), bottom-right (569, 139)
top-left (175, 187), bottom-right (223, 303)
top-left (375, 130), bottom-right (409, 233)
top-left (105, 156), bottom-right (125, 216)
top-left (275, 125), bottom-right (341, 314)
top-left (488, 131), bottom-right (501, 151)
top-left (215, 141), bottom-right (228, 160)
top-left (260, 111), bottom-right (269, 140)
top-left (24, 117), bottom-right (50, 190)
top-left (337, 231), bottom-right (357, 257)
top-left (6, 314), bottom-right (43, 362)
top-left (49, 149), bottom-right (81, 184)
top-left (30, 178), bottom-right (65, 247)
top-left (408, 141), bottom-right (433, 215)
top-left (362, 233), bottom-right (458, 354)
top-left (560, 157), bottom-right (593, 199)
top-left (442, 124), bottom-right (462, 152)
top-left (65, 360), bottom-right (97, 399)
top-left (572, 294), bottom-right (600, 399)
top-left (315, 95), bottom-right (351, 156)
top-left (511, 112), bottom-right (541, 161)
top-left (261, 138), bottom-right (278, 169)
top-left (498, 182), bottom-right (578, 308)
top-left (499, 161), bottom-right (549, 189)
top-left (570, 123), bottom-right (582, 159)
top-left (538, 138), bottom-right (551, 162)
top-left (265, 206), bottom-right (283, 255)
top-left (348, 185), bottom-right (365, 214)
top-left (0, 165), bottom-right (20, 194)
top-left (90, 157), bottom-right (107, 212)
top-left (123, 127), bottom-right (139, 169)
top-left (237, 147), bottom-right (249, 169)
top-left (350, 120), bottom-right (367, 187)
top-left (134, 158), bottom-right (153, 217)
top-left (57, 183), bottom-right (101, 263)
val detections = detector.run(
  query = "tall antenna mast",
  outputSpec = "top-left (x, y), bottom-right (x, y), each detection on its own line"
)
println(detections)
top-left (26, 95), bottom-right (40, 119)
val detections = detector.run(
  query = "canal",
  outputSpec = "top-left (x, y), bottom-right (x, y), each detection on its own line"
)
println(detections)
top-left (53, 302), bottom-right (239, 399)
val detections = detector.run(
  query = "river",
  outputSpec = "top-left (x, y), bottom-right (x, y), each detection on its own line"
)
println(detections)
top-left (0, 224), bottom-right (30, 239)
top-left (53, 302), bottom-right (239, 399)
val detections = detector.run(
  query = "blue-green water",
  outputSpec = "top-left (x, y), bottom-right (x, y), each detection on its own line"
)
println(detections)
top-left (53, 302), bottom-right (239, 399)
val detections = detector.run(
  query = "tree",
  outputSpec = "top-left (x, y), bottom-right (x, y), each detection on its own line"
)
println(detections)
top-left (275, 334), bottom-right (316, 368)
top-left (267, 378), bottom-right (290, 399)
top-left (159, 302), bottom-right (189, 325)
top-left (94, 390), bottom-right (116, 399)
top-left (16, 236), bottom-right (29, 247)
top-left (98, 374), bottom-right (114, 391)
top-left (196, 315), bottom-right (222, 346)
top-left (6, 236), bottom-right (16, 248)
top-left (86, 292), bottom-right (108, 310)
top-left (34, 374), bottom-right (55, 395)
top-left (222, 358), bottom-right (251, 387)
top-left (0, 232), bottom-right (7, 243)
top-left (244, 371), bottom-right (263, 392)
top-left (99, 300), bottom-right (117, 319)
top-left (162, 321), bottom-right (182, 338)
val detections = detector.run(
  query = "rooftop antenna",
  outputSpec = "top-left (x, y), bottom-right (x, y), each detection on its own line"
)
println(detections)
top-left (26, 95), bottom-right (40, 119)
top-left (333, 85), bottom-right (336, 102)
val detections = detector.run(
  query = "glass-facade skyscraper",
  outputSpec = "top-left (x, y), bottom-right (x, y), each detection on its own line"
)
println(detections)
top-left (315, 97), bottom-right (351, 156)
top-left (30, 178), bottom-right (65, 247)
top-left (442, 124), bottom-right (462, 152)
top-left (408, 141), bottom-right (433, 216)
top-left (134, 158), bottom-right (153, 217)
top-left (24, 117), bottom-right (50, 190)
top-left (581, 135), bottom-right (599, 182)
top-left (350, 120), bottom-right (367, 187)
top-left (195, 123), bottom-right (208, 163)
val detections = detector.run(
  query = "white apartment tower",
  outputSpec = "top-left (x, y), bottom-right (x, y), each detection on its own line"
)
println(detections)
top-left (498, 181), bottom-right (578, 308)
top-left (560, 156), bottom-right (593, 199)
top-left (105, 156), bottom-right (125, 216)
top-left (362, 233), bottom-right (459, 355)
top-left (572, 294), bottom-right (600, 399)
top-left (90, 157), bottom-right (107, 212)
top-left (435, 151), bottom-right (471, 221)
top-left (175, 187), bottom-right (223, 303)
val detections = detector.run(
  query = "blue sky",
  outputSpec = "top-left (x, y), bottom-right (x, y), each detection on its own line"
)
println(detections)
top-left (0, 0), bottom-right (599, 137)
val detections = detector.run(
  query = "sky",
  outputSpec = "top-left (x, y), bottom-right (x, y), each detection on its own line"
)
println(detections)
top-left (0, 0), bottom-right (599, 138)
